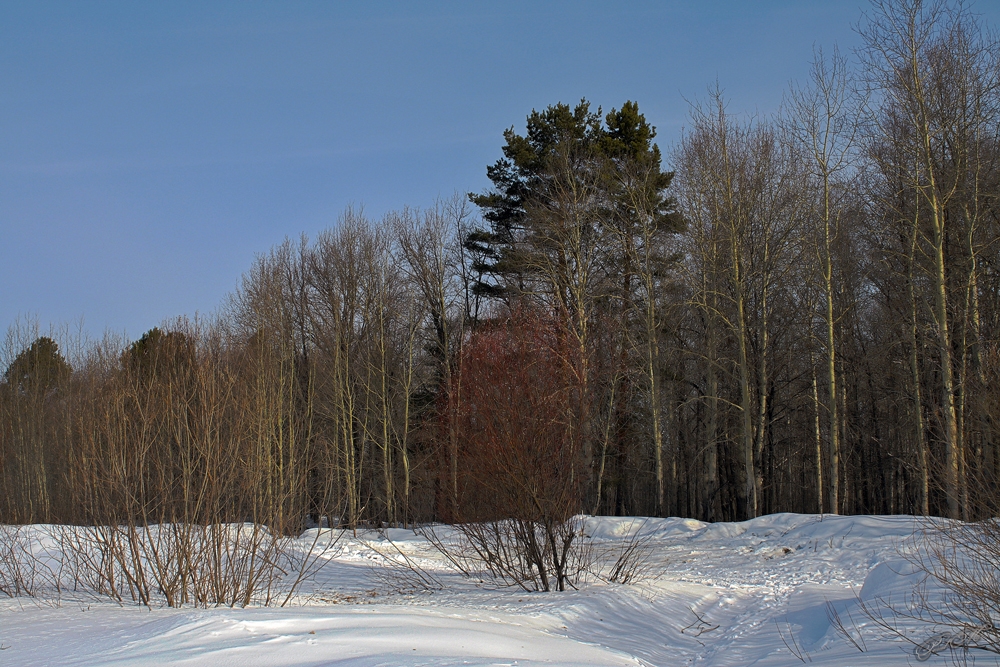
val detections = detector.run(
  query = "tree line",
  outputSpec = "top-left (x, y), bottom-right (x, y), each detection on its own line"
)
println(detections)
top-left (2, 0), bottom-right (999, 529)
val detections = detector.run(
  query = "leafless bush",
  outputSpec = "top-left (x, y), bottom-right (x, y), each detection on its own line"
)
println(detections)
top-left (775, 617), bottom-right (812, 663)
top-left (825, 599), bottom-right (868, 653)
top-left (832, 520), bottom-right (1000, 664)
top-left (592, 519), bottom-right (659, 585)
top-left (361, 530), bottom-right (443, 593)
top-left (420, 517), bottom-right (593, 592)
top-left (0, 525), bottom-right (59, 598)
top-left (50, 521), bottom-right (339, 608)
top-left (276, 526), bottom-right (344, 606)
top-left (898, 521), bottom-right (1000, 662)
top-left (416, 516), bottom-right (665, 593)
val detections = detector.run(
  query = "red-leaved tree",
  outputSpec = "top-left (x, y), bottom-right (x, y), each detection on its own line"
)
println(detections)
top-left (438, 304), bottom-right (588, 591)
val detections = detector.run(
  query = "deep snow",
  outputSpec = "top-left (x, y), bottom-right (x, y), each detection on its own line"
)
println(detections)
top-left (0, 513), bottom-right (978, 666)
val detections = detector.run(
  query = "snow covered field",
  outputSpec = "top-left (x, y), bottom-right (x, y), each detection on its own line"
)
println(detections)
top-left (0, 514), bottom-right (975, 666)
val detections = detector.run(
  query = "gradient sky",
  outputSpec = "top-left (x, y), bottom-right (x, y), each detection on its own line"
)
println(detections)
top-left (3, 1), bottom-right (998, 342)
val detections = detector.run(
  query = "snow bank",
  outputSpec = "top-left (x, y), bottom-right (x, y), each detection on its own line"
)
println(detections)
top-left (1, 513), bottom-right (974, 666)
top-left (1, 605), bottom-right (641, 666)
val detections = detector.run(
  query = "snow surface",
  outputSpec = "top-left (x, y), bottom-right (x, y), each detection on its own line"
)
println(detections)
top-left (0, 513), bottom-right (974, 666)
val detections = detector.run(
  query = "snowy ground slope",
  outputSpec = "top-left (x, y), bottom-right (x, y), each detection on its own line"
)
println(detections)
top-left (0, 513), bottom-right (963, 666)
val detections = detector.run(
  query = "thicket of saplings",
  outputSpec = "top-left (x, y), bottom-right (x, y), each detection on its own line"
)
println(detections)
top-left (2, 0), bottom-right (1000, 615)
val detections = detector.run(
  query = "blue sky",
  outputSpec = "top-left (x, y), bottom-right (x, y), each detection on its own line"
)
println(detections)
top-left (3, 1), bottom-right (997, 342)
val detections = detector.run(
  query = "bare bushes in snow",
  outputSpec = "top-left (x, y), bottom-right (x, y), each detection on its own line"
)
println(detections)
top-left (909, 520), bottom-right (1000, 659)
top-left (419, 518), bottom-right (592, 593)
top-left (0, 525), bottom-right (59, 598)
top-left (361, 530), bottom-right (444, 594)
top-left (65, 523), bottom-right (341, 608)
top-left (0, 314), bottom-right (344, 608)
top-left (838, 520), bottom-right (1000, 663)
top-left (595, 519), bottom-right (659, 586)
top-left (0, 523), bottom-right (341, 608)
top-left (422, 517), bottom-right (659, 592)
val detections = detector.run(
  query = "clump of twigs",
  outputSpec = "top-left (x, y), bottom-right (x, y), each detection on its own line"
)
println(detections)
top-left (419, 517), bottom-right (592, 592)
top-left (594, 519), bottom-right (659, 585)
top-left (414, 516), bottom-right (662, 593)
top-left (362, 530), bottom-right (444, 593)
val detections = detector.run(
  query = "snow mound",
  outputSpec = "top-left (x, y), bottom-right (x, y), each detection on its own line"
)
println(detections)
top-left (1, 606), bottom-right (642, 666)
top-left (1, 513), bottom-right (963, 666)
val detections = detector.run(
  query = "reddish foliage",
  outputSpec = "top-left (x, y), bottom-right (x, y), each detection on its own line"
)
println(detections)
top-left (444, 305), bottom-right (586, 523)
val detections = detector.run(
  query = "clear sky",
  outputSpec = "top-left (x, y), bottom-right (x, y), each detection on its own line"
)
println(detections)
top-left (3, 1), bottom-right (998, 343)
